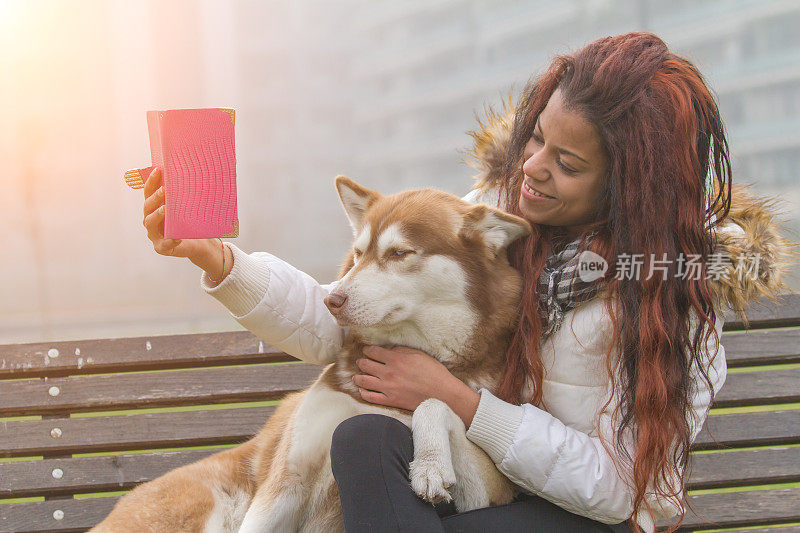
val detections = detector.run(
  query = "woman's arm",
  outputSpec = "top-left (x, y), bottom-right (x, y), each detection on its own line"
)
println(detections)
top-left (464, 311), bottom-right (727, 526)
top-left (200, 241), bottom-right (346, 365)
top-left (465, 388), bottom-right (639, 524)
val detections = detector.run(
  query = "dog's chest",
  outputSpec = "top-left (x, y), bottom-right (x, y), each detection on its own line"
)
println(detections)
top-left (287, 382), bottom-right (412, 468)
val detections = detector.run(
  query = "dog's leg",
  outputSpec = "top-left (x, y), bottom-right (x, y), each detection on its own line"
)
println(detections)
top-left (410, 398), bottom-right (516, 513)
top-left (236, 414), bottom-right (305, 533)
top-left (448, 435), bottom-right (516, 512)
top-left (298, 464), bottom-right (345, 533)
top-left (238, 386), bottom-right (358, 533)
top-left (237, 478), bottom-right (305, 533)
top-left (409, 398), bottom-right (458, 504)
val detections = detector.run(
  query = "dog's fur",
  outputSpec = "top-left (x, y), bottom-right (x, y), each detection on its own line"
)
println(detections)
top-left (91, 176), bottom-right (530, 532)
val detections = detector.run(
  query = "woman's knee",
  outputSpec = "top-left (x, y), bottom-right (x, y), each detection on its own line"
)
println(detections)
top-left (330, 414), bottom-right (411, 471)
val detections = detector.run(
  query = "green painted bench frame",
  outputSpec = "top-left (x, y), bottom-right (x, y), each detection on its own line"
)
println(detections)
top-left (1, 295), bottom-right (799, 532)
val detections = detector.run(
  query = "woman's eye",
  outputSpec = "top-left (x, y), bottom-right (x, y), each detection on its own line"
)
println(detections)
top-left (530, 128), bottom-right (576, 174)
top-left (557, 159), bottom-right (577, 174)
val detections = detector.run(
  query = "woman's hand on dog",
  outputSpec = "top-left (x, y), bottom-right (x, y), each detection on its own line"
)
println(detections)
top-left (353, 345), bottom-right (482, 428)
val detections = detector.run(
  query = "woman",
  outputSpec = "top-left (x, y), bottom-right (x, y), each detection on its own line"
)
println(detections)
top-left (321, 32), bottom-right (786, 533)
top-left (143, 32), bottom-right (789, 533)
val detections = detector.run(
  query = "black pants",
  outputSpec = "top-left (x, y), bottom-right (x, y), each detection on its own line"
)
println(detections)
top-left (330, 414), bottom-right (634, 533)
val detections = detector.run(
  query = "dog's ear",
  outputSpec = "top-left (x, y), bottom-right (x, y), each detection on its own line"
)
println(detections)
top-left (462, 205), bottom-right (531, 255)
top-left (335, 175), bottom-right (382, 234)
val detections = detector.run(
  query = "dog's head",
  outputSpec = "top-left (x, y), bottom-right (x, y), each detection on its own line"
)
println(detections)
top-left (324, 176), bottom-right (531, 359)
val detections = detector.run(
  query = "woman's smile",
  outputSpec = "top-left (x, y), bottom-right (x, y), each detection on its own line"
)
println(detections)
top-left (521, 180), bottom-right (556, 201)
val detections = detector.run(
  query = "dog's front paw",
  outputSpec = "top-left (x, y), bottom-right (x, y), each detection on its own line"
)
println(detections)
top-left (409, 455), bottom-right (456, 504)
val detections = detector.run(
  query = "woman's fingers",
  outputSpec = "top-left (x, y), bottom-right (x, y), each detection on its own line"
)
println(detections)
top-left (356, 357), bottom-right (386, 377)
top-left (144, 205), bottom-right (165, 239)
top-left (140, 166), bottom-right (190, 258)
top-left (362, 345), bottom-right (394, 363)
top-left (154, 239), bottom-right (182, 256)
top-left (143, 186), bottom-right (165, 217)
top-left (352, 373), bottom-right (382, 391)
top-left (143, 167), bottom-right (162, 199)
top-left (357, 387), bottom-right (389, 406)
top-left (144, 204), bottom-right (179, 248)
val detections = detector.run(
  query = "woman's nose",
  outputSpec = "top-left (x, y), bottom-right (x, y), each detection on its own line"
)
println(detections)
top-left (522, 151), bottom-right (548, 181)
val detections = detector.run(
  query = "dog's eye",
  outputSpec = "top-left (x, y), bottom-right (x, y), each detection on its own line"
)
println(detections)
top-left (353, 249), bottom-right (362, 259)
top-left (392, 249), bottom-right (413, 258)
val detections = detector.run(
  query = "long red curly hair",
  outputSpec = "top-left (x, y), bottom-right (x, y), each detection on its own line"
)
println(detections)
top-left (493, 32), bottom-right (732, 530)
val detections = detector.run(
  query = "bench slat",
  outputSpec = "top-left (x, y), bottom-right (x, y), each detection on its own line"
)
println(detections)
top-left (0, 448), bottom-right (225, 498)
top-left (745, 526), bottom-right (800, 533)
top-left (0, 294), bottom-right (795, 380)
top-left (723, 294), bottom-right (800, 331)
top-left (694, 409), bottom-right (800, 450)
top-left (2, 480), bottom-right (799, 532)
top-left (0, 332), bottom-right (295, 379)
top-left (0, 406), bottom-right (275, 458)
top-left (687, 447), bottom-right (800, 490)
top-left (2, 490), bottom-right (799, 533)
top-left (670, 487), bottom-right (800, 530)
top-left (0, 363), bottom-right (321, 417)
top-left (0, 364), bottom-right (792, 418)
top-left (732, 526), bottom-right (800, 533)
top-left (4, 443), bottom-right (798, 499)
top-left (0, 405), bottom-right (796, 458)
top-left (713, 369), bottom-right (800, 407)
top-left (0, 496), bottom-right (118, 533)
top-left (723, 328), bottom-right (800, 367)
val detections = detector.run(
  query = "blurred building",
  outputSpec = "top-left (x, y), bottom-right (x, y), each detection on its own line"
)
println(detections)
top-left (346, 0), bottom-right (800, 206)
top-left (1, 0), bottom-right (798, 343)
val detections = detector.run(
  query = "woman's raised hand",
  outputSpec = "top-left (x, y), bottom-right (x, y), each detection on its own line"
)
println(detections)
top-left (142, 167), bottom-right (214, 261)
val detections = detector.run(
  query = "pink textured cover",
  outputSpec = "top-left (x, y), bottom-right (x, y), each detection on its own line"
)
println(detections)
top-left (137, 108), bottom-right (238, 239)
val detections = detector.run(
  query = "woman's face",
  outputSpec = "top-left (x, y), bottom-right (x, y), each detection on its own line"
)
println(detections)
top-left (519, 89), bottom-right (608, 239)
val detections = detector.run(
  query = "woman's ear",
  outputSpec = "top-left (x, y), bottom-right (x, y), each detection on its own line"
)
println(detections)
top-left (335, 175), bottom-right (382, 234)
top-left (462, 205), bottom-right (531, 255)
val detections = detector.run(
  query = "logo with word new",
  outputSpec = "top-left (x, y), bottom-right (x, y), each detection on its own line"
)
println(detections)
top-left (577, 250), bottom-right (608, 282)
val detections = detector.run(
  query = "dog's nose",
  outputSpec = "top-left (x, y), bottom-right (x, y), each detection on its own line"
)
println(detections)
top-left (324, 291), bottom-right (348, 315)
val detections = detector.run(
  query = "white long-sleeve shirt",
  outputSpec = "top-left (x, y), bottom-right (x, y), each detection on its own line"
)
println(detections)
top-left (199, 188), bottom-right (727, 532)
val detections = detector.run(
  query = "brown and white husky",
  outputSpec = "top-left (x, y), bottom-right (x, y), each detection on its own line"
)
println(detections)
top-left (92, 176), bottom-right (530, 532)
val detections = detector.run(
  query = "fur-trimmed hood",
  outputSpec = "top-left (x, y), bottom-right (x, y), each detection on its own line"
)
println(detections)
top-left (463, 103), bottom-right (797, 324)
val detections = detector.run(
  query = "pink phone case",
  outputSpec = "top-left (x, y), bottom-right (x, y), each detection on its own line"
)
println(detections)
top-left (123, 108), bottom-right (239, 239)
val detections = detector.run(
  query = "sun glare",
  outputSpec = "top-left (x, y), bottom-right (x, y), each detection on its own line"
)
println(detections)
top-left (0, 0), bottom-right (27, 46)
top-left (0, 0), bottom-right (24, 22)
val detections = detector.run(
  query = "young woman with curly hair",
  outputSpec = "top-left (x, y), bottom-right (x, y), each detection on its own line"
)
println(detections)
top-left (321, 32), bottom-right (787, 532)
top-left (175, 31), bottom-right (791, 533)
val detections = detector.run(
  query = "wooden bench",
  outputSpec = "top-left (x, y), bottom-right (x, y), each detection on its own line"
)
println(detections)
top-left (1, 295), bottom-right (799, 532)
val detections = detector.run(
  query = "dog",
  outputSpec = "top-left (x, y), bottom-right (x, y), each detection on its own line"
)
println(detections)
top-left (91, 175), bottom-right (530, 532)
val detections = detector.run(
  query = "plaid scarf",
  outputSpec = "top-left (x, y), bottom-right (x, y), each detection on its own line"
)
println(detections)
top-left (539, 233), bottom-right (603, 339)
